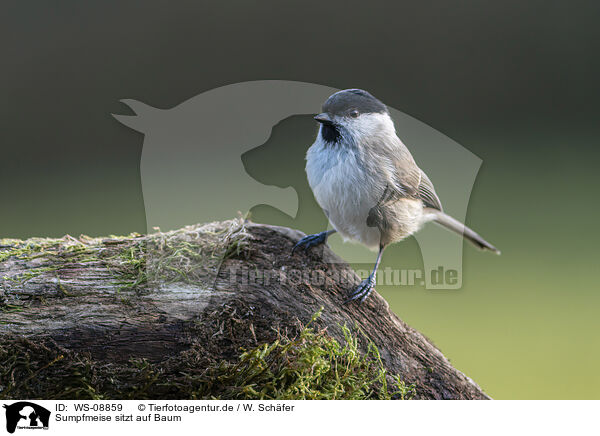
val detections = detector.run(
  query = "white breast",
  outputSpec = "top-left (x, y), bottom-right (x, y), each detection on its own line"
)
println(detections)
top-left (306, 138), bottom-right (383, 249)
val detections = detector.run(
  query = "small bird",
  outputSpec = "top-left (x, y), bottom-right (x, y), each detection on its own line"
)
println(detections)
top-left (292, 89), bottom-right (499, 303)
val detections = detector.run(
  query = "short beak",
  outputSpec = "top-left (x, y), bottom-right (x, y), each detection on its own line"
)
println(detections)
top-left (314, 113), bottom-right (333, 125)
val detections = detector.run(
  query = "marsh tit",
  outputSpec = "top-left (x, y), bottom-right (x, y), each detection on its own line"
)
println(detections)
top-left (292, 89), bottom-right (499, 303)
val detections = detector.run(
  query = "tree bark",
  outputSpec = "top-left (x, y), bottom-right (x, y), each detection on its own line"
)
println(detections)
top-left (0, 219), bottom-right (489, 399)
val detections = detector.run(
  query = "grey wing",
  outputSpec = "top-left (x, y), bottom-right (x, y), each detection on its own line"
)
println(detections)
top-left (388, 146), bottom-right (443, 212)
top-left (369, 136), bottom-right (443, 219)
top-left (386, 169), bottom-right (442, 212)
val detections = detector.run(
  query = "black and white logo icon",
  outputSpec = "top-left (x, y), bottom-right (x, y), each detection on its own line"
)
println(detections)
top-left (3, 402), bottom-right (50, 434)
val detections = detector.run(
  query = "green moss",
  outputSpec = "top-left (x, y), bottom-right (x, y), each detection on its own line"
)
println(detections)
top-left (2, 267), bottom-right (59, 284)
top-left (0, 240), bottom-right (55, 262)
top-left (0, 303), bottom-right (23, 314)
top-left (196, 311), bottom-right (416, 400)
top-left (0, 311), bottom-right (415, 400)
top-left (108, 241), bottom-right (148, 292)
top-left (1, 221), bottom-right (250, 303)
top-left (136, 220), bottom-right (250, 288)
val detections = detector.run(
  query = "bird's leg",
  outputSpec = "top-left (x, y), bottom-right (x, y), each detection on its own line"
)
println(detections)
top-left (292, 229), bottom-right (336, 254)
top-left (345, 244), bottom-right (385, 304)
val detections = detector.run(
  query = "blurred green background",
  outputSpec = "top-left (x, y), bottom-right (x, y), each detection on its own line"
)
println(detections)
top-left (2, 1), bottom-right (599, 399)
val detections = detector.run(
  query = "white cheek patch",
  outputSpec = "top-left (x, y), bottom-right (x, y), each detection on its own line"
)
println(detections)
top-left (336, 113), bottom-right (396, 144)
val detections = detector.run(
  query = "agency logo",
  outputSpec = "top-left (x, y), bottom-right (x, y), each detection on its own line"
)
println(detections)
top-left (113, 80), bottom-right (483, 289)
top-left (3, 402), bottom-right (50, 434)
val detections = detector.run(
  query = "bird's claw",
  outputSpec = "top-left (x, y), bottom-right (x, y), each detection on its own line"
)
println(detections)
top-left (344, 275), bottom-right (376, 304)
top-left (291, 232), bottom-right (329, 254)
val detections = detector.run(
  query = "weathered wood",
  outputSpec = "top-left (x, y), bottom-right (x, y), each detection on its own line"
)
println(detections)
top-left (0, 219), bottom-right (489, 399)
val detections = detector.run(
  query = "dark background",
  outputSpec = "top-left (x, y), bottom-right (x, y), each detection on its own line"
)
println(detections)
top-left (2, 1), bottom-right (599, 399)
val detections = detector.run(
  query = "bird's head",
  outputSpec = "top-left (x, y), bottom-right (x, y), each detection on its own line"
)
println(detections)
top-left (314, 89), bottom-right (394, 145)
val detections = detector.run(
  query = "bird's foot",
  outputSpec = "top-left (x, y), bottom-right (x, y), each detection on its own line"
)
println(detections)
top-left (345, 275), bottom-right (376, 304)
top-left (291, 231), bottom-right (330, 254)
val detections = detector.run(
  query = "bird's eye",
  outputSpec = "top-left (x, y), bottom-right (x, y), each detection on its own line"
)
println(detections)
top-left (349, 109), bottom-right (359, 118)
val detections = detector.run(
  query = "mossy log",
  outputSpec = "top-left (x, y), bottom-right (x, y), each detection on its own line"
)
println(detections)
top-left (0, 219), bottom-right (489, 399)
